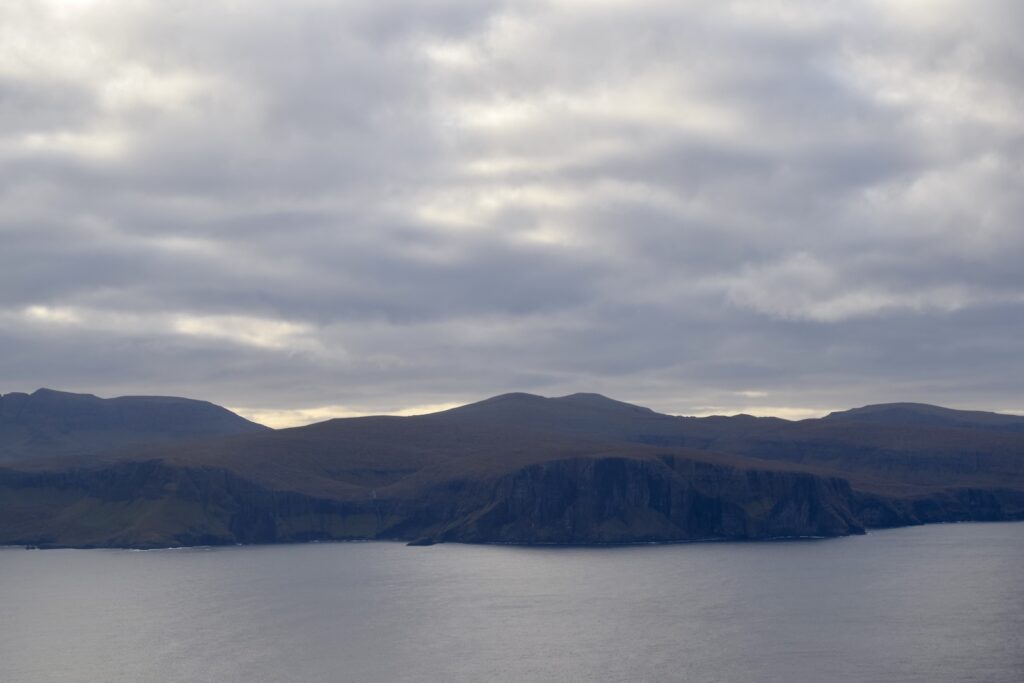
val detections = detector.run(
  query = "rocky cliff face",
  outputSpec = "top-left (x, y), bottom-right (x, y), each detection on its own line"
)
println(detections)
top-left (0, 454), bottom-right (867, 548)
top-left (852, 487), bottom-right (1024, 528)
top-left (0, 461), bottom-right (374, 548)
top-left (391, 455), bottom-right (864, 544)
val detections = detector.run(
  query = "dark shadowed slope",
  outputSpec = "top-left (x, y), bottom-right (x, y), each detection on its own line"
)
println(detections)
top-left (0, 388), bottom-right (268, 463)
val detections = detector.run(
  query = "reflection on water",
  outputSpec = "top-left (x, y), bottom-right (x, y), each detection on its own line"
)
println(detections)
top-left (2, 523), bottom-right (1022, 682)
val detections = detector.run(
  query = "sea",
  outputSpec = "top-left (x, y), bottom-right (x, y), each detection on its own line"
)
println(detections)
top-left (2, 522), bottom-right (1021, 682)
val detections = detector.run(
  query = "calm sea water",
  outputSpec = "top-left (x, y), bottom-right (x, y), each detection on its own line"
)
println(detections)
top-left (1, 522), bottom-right (1022, 683)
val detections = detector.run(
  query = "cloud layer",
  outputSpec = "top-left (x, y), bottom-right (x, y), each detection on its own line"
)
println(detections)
top-left (3, 0), bottom-right (1022, 425)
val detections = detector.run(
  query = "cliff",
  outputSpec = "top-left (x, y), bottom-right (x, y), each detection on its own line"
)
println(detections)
top-left (0, 453), bottom-right (865, 549)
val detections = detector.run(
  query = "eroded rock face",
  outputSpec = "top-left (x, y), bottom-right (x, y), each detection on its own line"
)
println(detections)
top-left (0, 455), bottom-right (864, 548)
top-left (4, 451), bottom-right (1024, 549)
top-left (0, 462), bottom-right (373, 548)
top-left (852, 488), bottom-right (1024, 528)
top-left (394, 456), bottom-right (864, 545)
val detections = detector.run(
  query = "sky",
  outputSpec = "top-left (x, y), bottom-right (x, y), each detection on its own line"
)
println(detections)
top-left (2, 0), bottom-right (1023, 427)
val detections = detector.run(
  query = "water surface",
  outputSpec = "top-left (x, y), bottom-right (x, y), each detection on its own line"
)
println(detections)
top-left (2, 523), bottom-right (1022, 682)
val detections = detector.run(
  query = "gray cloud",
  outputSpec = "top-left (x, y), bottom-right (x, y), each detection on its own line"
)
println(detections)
top-left (2, 0), bottom-right (1023, 424)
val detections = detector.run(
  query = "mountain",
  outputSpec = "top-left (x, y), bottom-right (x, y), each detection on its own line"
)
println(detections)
top-left (822, 402), bottom-right (1024, 431)
top-left (0, 388), bottom-right (268, 462)
top-left (0, 392), bottom-right (1021, 549)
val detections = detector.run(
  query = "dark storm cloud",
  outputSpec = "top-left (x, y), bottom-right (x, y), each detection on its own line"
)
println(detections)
top-left (2, 0), bottom-right (1022, 424)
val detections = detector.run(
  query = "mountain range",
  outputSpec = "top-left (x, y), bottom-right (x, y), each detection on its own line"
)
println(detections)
top-left (1, 389), bottom-right (1022, 548)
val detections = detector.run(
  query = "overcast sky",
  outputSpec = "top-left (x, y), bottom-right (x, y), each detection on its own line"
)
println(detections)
top-left (2, 0), bottom-right (1022, 427)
